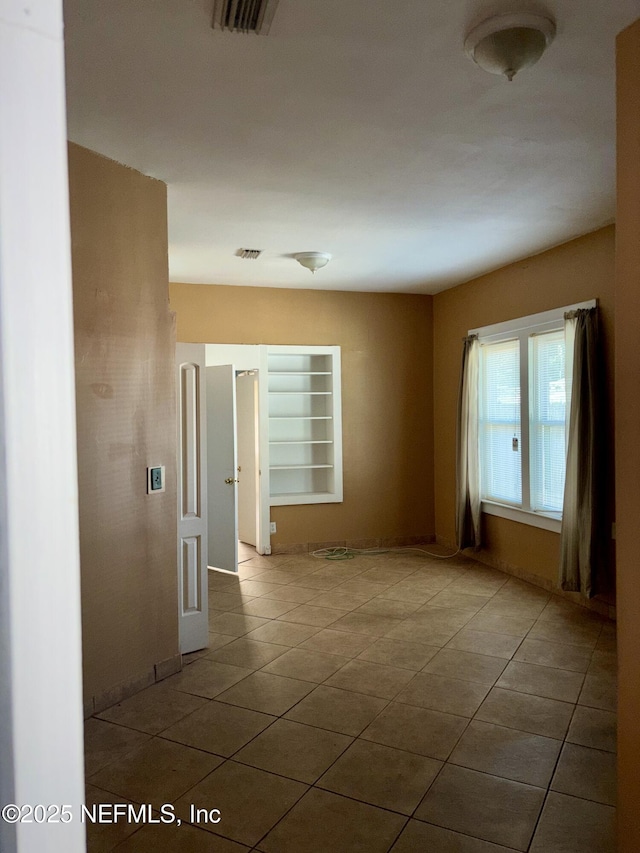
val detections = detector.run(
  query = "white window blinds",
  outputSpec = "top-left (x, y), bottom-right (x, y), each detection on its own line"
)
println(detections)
top-left (479, 339), bottom-right (521, 506)
top-left (530, 330), bottom-right (566, 512)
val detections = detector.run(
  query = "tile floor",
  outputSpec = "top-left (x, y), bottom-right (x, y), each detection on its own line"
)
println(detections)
top-left (85, 549), bottom-right (617, 852)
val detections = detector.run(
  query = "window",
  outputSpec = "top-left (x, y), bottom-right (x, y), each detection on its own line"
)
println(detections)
top-left (470, 301), bottom-right (594, 532)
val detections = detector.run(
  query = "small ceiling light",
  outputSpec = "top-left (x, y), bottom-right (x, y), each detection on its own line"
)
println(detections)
top-left (293, 252), bottom-right (332, 274)
top-left (464, 12), bottom-right (556, 81)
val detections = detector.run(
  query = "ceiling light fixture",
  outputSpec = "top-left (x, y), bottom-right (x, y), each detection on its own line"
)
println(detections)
top-left (464, 12), bottom-right (556, 81)
top-left (293, 252), bottom-right (332, 274)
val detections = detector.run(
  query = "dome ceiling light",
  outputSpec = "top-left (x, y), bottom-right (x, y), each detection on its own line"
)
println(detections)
top-left (464, 12), bottom-right (556, 81)
top-left (293, 252), bottom-right (332, 274)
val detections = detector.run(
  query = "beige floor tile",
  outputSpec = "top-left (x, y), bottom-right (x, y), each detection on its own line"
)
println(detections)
top-left (335, 578), bottom-right (390, 598)
top-left (238, 580), bottom-right (285, 597)
top-left (206, 633), bottom-right (237, 653)
top-left (578, 671), bottom-right (617, 711)
top-left (475, 687), bottom-right (574, 739)
top-left (160, 700), bottom-right (275, 756)
top-left (446, 628), bottom-right (522, 660)
top-left (465, 612), bottom-right (535, 638)
top-left (292, 573), bottom-right (345, 590)
top-left (589, 649), bottom-right (617, 676)
top-left (357, 567), bottom-right (415, 585)
top-left (330, 610), bottom-right (403, 637)
top-left (261, 647), bottom-right (347, 683)
top-left (378, 581), bottom-right (440, 604)
top-left (357, 637), bottom-right (438, 670)
top-left (96, 684), bottom-right (208, 735)
top-left (317, 739), bottom-right (441, 814)
top-left (89, 737), bottom-right (222, 803)
top-left (163, 660), bottom-right (252, 700)
top-left (257, 788), bottom-right (406, 853)
top-left (447, 577), bottom-right (509, 597)
top-left (258, 570), bottom-right (302, 585)
top-left (513, 638), bottom-right (592, 673)
top-left (481, 599), bottom-right (548, 620)
top-left (496, 661), bottom-right (585, 703)
top-left (216, 671), bottom-right (315, 715)
top-left (285, 684), bottom-right (387, 736)
top-left (84, 719), bottom-right (151, 776)
top-left (234, 718), bottom-right (352, 783)
top-left (537, 598), bottom-right (603, 624)
top-left (383, 616), bottom-right (459, 647)
top-left (527, 618), bottom-right (601, 649)
top-left (261, 585), bottom-right (320, 604)
top-left (308, 590), bottom-right (371, 611)
top-left (529, 791), bottom-right (616, 853)
top-left (415, 764), bottom-right (545, 851)
top-left (243, 620), bottom-right (320, 647)
top-left (596, 623), bottom-right (617, 653)
top-left (397, 671), bottom-right (491, 717)
top-left (299, 627), bottom-right (374, 658)
top-left (206, 638), bottom-right (288, 669)
top-left (208, 612), bottom-right (270, 638)
top-left (427, 590), bottom-right (493, 612)
top-left (410, 605), bottom-right (475, 632)
top-left (176, 761), bottom-right (307, 847)
top-left (449, 720), bottom-right (561, 787)
top-left (232, 597), bottom-right (298, 619)
top-left (567, 705), bottom-right (617, 752)
top-left (324, 658), bottom-right (415, 699)
top-left (209, 591), bottom-right (253, 611)
top-left (551, 742), bottom-right (617, 805)
top-left (277, 604), bottom-right (344, 628)
top-left (355, 597), bottom-right (423, 618)
top-left (391, 819), bottom-right (517, 852)
top-left (424, 648), bottom-right (507, 685)
top-left (84, 785), bottom-right (140, 852)
top-left (114, 822), bottom-right (250, 852)
top-left (361, 701), bottom-right (468, 760)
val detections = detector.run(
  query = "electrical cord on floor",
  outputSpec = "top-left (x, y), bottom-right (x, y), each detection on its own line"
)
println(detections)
top-left (311, 545), bottom-right (462, 560)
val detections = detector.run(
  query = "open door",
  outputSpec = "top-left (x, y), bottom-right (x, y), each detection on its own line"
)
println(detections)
top-left (176, 344), bottom-right (208, 654)
top-left (237, 371), bottom-right (260, 548)
top-left (206, 364), bottom-right (239, 572)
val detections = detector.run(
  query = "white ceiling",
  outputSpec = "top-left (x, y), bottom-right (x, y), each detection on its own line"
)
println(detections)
top-left (63, 0), bottom-right (640, 293)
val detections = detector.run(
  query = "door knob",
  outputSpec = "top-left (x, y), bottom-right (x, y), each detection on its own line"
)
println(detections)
top-left (224, 477), bottom-right (239, 484)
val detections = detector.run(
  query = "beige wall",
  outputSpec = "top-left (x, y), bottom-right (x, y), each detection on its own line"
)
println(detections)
top-left (433, 226), bottom-right (615, 587)
top-left (69, 143), bottom-right (179, 707)
top-left (169, 284), bottom-right (434, 548)
top-left (616, 20), bottom-right (640, 851)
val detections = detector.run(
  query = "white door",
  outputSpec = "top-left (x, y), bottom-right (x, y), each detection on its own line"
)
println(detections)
top-left (237, 372), bottom-right (259, 547)
top-left (176, 344), bottom-right (208, 653)
top-left (206, 365), bottom-right (239, 572)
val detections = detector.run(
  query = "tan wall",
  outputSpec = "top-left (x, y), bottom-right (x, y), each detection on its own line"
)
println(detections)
top-left (433, 226), bottom-right (615, 586)
top-left (169, 284), bottom-right (434, 547)
top-left (616, 20), bottom-right (640, 851)
top-left (69, 144), bottom-right (179, 706)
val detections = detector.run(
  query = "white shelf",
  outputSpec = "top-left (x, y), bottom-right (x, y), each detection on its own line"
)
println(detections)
top-left (266, 347), bottom-right (343, 506)
top-left (270, 440), bottom-right (333, 445)
top-left (270, 464), bottom-right (333, 470)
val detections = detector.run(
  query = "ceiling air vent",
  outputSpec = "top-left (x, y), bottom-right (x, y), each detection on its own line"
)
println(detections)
top-left (212, 0), bottom-right (279, 35)
top-left (238, 248), bottom-right (262, 259)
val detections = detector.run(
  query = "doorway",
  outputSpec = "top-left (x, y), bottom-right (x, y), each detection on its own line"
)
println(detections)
top-left (205, 344), bottom-right (270, 572)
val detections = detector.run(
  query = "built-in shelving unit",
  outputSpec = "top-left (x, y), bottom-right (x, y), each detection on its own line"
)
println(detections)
top-left (266, 346), bottom-right (343, 505)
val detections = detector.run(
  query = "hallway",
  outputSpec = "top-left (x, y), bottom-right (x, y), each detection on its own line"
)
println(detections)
top-left (84, 550), bottom-right (616, 852)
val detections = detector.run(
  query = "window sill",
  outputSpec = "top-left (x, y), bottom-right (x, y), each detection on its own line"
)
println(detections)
top-left (481, 501), bottom-right (562, 533)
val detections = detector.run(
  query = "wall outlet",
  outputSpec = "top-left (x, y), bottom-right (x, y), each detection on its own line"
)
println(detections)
top-left (269, 522), bottom-right (277, 534)
top-left (147, 465), bottom-right (165, 494)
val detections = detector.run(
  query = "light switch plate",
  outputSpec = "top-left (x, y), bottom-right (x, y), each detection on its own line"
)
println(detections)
top-left (147, 465), bottom-right (165, 494)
